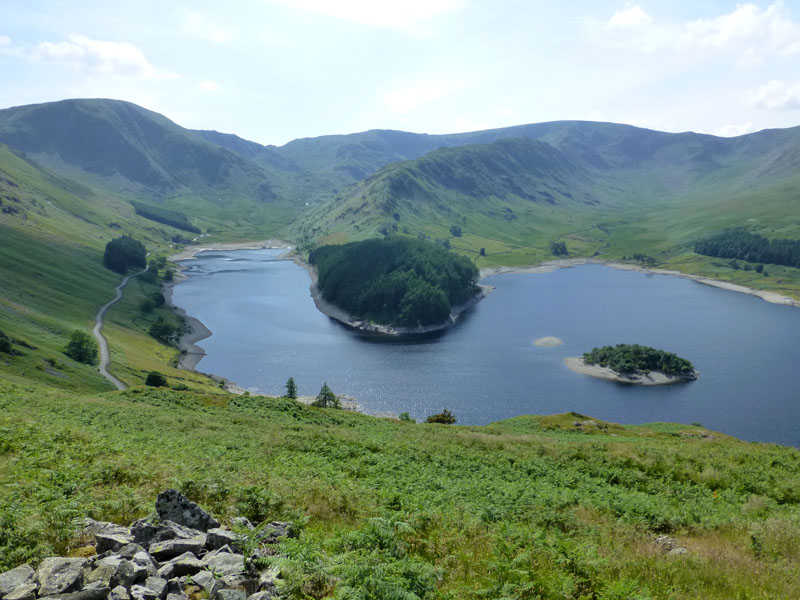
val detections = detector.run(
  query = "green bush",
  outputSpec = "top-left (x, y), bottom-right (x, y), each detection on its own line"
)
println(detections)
top-left (64, 330), bottom-right (98, 365)
top-left (145, 372), bottom-right (167, 387)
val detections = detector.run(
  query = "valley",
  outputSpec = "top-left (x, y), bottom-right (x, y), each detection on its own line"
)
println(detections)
top-left (2, 98), bottom-right (800, 598)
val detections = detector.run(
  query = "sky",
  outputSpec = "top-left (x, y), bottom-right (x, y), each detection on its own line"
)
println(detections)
top-left (2, 0), bottom-right (800, 146)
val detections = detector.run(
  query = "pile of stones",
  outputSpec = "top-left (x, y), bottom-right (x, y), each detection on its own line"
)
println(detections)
top-left (0, 490), bottom-right (293, 600)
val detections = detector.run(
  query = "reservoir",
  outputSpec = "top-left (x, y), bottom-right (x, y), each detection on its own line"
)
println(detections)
top-left (171, 248), bottom-right (800, 447)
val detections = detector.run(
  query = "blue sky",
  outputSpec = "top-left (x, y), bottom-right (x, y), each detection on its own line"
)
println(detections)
top-left (2, 1), bottom-right (800, 145)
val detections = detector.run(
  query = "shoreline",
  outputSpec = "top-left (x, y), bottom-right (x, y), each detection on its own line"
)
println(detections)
top-left (564, 357), bottom-right (699, 386)
top-left (164, 239), bottom-right (293, 375)
top-left (481, 258), bottom-right (800, 309)
top-left (295, 256), bottom-right (493, 336)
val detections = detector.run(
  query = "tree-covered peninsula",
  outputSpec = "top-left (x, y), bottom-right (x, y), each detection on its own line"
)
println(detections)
top-left (308, 237), bottom-right (479, 327)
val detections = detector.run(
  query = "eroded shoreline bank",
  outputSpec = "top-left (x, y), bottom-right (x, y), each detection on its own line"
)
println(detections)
top-left (481, 258), bottom-right (800, 309)
top-left (564, 356), bottom-right (699, 386)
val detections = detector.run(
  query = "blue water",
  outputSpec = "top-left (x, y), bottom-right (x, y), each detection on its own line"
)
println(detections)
top-left (172, 248), bottom-right (800, 446)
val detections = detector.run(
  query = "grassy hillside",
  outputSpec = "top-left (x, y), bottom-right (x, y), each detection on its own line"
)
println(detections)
top-left (0, 143), bottom-right (221, 393)
top-left (2, 376), bottom-right (800, 598)
top-left (0, 100), bottom-right (305, 240)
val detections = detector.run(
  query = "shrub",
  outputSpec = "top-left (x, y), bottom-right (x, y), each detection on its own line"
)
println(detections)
top-left (145, 372), bottom-right (167, 387)
top-left (64, 330), bottom-right (98, 365)
top-left (103, 235), bottom-right (146, 274)
top-left (425, 409), bottom-right (456, 424)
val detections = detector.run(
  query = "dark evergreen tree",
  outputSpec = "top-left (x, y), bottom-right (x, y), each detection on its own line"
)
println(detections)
top-left (285, 377), bottom-right (298, 399)
top-left (313, 382), bottom-right (339, 408)
top-left (550, 241), bottom-right (568, 256)
top-left (145, 371), bottom-right (168, 387)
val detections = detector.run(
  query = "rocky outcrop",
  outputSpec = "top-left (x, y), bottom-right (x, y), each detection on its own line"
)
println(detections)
top-left (0, 491), bottom-right (293, 600)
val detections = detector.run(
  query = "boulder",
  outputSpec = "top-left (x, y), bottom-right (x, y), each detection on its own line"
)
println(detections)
top-left (230, 518), bottom-right (253, 531)
top-left (35, 557), bottom-right (86, 597)
top-left (187, 572), bottom-right (220, 597)
top-left (44, 587), bottom-right (110, 600)
top-left (117, 544), bottom-right (147, 559)
top-left (3, 583), bottom-right (37, 600)
top-left (81, 520), bottom-right (133, 554)
top-left (205, 529), bottom-right (240, 552)
top-left (144, 577), bottom-right (168, 600)
top-left (217, 574), bottom-right (258, 596)
top-left (212, 591), bottom-right (246, 600)
top-left (155, 490), bottom-right (219, 532)
top-left (108, 586), bottom-right (131, 600)
top-left (0, 565), bottom-right (35, 597)
top-left (129, 585), bottom-right (158, 600)
top-left (156, 554), bottom-right (204, 579)
top-left (248, 591), bottom-right (277, 600)
top-left (131, 520), bottom-right (158, 547)
top-left (149, 537), bottom-right (206, 562)
top-left (130, 552), bottom-right (158, 578)
top-left (258, 522), bottom-right (293, 544)
top-left (165, 594), bottom-right (188, 600)
top-left (86, 557), bottom-right (137, 589)
top-left (201, 553), bottom-right (245, 577)
top-left (150, 521), bottom-right (204, 545)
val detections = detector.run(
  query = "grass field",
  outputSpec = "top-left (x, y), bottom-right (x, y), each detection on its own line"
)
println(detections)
top-left (1, 378), bottom-right (799, 599)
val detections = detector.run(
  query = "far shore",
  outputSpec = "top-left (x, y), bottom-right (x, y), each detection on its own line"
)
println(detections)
top-left (564, 357), bottom-right (699, 386)
top-left (481, 258), bottom-right (800, 309)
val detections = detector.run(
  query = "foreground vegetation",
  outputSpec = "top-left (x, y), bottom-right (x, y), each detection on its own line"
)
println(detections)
top-left (2, 377), bottom-right (800, 599)
top-left (309, 237), bottom-right (478, 326)
top-left (583, 344), bottom-right (695, 376)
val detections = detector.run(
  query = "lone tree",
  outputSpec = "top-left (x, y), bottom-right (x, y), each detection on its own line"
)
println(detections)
top-left (149, 317), bottom-right (177, 343)
top-left (313, 382), bottom-right (340, 408)
top-left (550, 240), bottom-right (568, 256)
top-left (425, 409), bottom-right (456, 424)
top-left (65, 330), bottom-right (98, 365)
top-left (104, 235), bottom-right (146, 274)
top-left (285, 377), bottom-right (297, 399)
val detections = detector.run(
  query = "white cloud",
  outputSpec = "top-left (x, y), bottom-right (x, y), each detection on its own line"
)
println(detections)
top-left (198, 80), bottom-right (221, 92)
top-left (682, 1), bottom-right (800, 66)
top-left (273, 0), bottom-right (461, 31)
top-left (0, 35), bottom-right (10, 46)
top-left (713, 123), bottom-right (756, 137)
top-left (383, 80), bottom-right (462, 114)
top-left (589, 1), bottom-right (800, 65)
top-left (746, 80), bottom-right (800, 110)
top-left (184, 12), bottom-right (235, 44)
top-left (31, 35), bottom-right (179, 80)
top-left (607, 4), bottom-right (652, 29)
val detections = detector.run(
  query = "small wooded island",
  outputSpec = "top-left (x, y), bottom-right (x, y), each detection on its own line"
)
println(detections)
top-left (565, 344), bottom-right (699, 385)
top-left (308, 237), bottom-right (485, 334)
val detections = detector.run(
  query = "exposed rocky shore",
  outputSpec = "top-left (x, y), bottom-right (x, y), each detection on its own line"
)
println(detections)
top-left (564, 357), bottom-right (699, 386)
top-left (0, 490), bottom-right (292, 600)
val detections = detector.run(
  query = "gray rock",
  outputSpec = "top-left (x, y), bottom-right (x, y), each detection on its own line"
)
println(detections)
top-left (165, 594), bottom-right (188, 600)
top-left (155, 490), bottom-right (220, 532)
top-left (156, 554), bottom-right (204, 579)
top-left (130, 585), bottom-right (158, 600)
top-left (149, 537), bottom-right (206, 561)
top-left (96, 531), bottom-right (134, 554)
top-left (86, 557), bottom-right (137, 588)
top-left (151, 521), bottom-right (203, 545)
top-left (212, 591), bottom-right (246, 600)
top-left (131, 552), bottom-right (158, 578)
top-left (258, 522), bottom-right (293, 544)
top-left (163, 580), bottom-right (183, 596)
top-left (655, 535), bottom-right (687, 555)
top-left (0, 564), bottom-right (35, 597)
top-left (131, 520), bottom-right (158, 547)
top-left (248, 591), bottom-right (277, 600)
top-left (230, 517), bottom-right (253, 531)
top-left (187, 572), bottom-right (220, 597)
top-left (144, 577), bottom-right (168, 600)
top-left (45, 587), bottom-right (110, 600)
top-left (85, 557), bottom-right (119, 587)
top-left (80, 582), bottom-right (106, 591)
top-left (3, 583), bottom-right (37, 600)
top-left (205, 529), bottom-right (240, 552)
top-left (109, 586), bottom-right (131, 600)
top-left (35, 557), bottom-right (86, 597)
top-left (117, 544), bottom-right (146, 559)
top-left (218, 574), bottom-right (258, 596)
top-left (201, 553), bottom-right (245, 577)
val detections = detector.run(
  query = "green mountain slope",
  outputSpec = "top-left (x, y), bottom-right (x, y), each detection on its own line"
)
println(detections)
top-left (0, 99), bottom-right (303, 238)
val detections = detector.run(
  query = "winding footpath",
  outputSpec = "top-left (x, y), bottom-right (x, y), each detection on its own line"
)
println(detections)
top-left (93, 265), bottom-right (148, 390)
